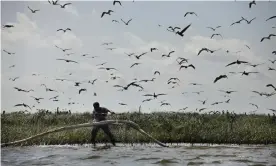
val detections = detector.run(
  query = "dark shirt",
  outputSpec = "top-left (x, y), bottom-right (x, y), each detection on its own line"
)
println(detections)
top-left (93, 107), bottom-right (110, 121)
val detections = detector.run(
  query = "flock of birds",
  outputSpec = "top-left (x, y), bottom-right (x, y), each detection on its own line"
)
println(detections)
top-left (2, 0), bottom-right (276, 114)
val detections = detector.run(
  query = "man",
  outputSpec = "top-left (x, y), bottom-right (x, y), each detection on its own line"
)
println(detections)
top-left (91, 102), bottom-right (116, 147)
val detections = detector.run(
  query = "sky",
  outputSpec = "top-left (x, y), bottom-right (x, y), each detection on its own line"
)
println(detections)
top-left (1, 0), bottom-right (276, 114)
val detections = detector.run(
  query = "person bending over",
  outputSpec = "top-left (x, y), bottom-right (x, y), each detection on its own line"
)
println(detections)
top-left (91, 102), bottom-right (116, 147)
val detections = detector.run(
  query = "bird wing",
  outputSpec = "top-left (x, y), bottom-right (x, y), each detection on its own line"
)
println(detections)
top-left (28, 6), bottom-right (33, 12)
top-left (127, 19), bottom-right (132, 24)
top-left (179, 23), bottom-right (192, 34)
top-left (226, 61), bottom-right (236, 67)
top-left (156, 93), bottom-right (167, 96)
top-left (14, 104), bottom-right (23, 107)
top-left (101, 12), bottom-right (106, 18)
top-left (64, 3), bottom-right (72, 6)
top-left (188, 64), bottom-right (195, 69)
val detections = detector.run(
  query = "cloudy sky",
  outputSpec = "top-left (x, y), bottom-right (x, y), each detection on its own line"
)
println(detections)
top-left (1, 1), bottom-right (276, 114)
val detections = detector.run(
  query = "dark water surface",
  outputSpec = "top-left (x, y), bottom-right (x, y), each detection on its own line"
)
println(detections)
top-left (1, 144), bottom-right (276, 166)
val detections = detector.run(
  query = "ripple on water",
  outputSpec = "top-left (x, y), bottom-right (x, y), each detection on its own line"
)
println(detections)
top-left (153, 158), bottom-right (179, 165)
top-left (187, 161), bottom-right (205, 165)
top-left (134, 157), bottom-right (161, 161)
top-left (82, 155), bottom-right (102, 160)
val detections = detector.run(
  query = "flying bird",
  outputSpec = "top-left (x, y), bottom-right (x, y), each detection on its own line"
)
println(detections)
top-left (230, 18), bottom-right (245, 26)
top-left (206, 26), bottom-right (221, 31)
top-left (272, 51), bottom-right (276, 55)
top-left (226, 60), bottom-right (249, 67)
top-left (9, 65), bottom-right (15, 68)
top-left (190, 83), bottom-right (202, 86)
top-left (31, 96), bottom-right (44, 103)
top-left (266, 84), bottom-right (276, 91)
top-left (140, 78), bottom-right (155, 83)
top-left (96, 62), bottom-right (107, 66)
top-left (114, 81), bottom-right (139, 91)
top-left (119, 103), bottom-right (127, 106)
top-left (142, 99), bottom-right (152, 103)
top-left (143, 93), bottom-right (167, 99)
top-left (269, 59), bottom-right (276, 64)
top-left (14, 87), bottom-right (34, 93)
top-left (245, 45), bottom-right (250, 49)
top-left (59, 3), bottom-right (71, 8)
top-left (197, 48), bottom-right (210, 55)
top-left (49, 95), bottom-right (59, 100)
top-left (112, 20), bottom-right (119, 23)
top-left (9, 77), bottom-right (19, 81)
top-left (248, 63), bottom-right (265, 67)
top-left (14, 103), bottom-right (32, 110)
top-left (249, 103), bottom-right (258, 109)
top-left (3, 49), bottom-right (15, 55)
top-left (113, 0), bottom-right (122, 6)
top-left (79, 88), bottom-right (87, 94)
top-left (2, 24), bottom-right (14, 28)
top-left (211, 101), bottom-right (223, 105)
top-left (268, 108), bottom-right (276, 113)
top-left (266, 16), bottom-right (276, 21)
top-left (130, 63), bottom-right (141, 68)
top-left (242, 17), bottom-right (256, 24)
top-left (239, 71), bottom-right (259, 76)
top-left (211, 34), bottom-right (223, 39)
top-left (162, 51), bottom-right (175, 58)
top-left (135, 52), bottom-right (147, 59)
top-left (268, 67), bottom-right (276, 71)
top-left (184, 12), bottom-right (198, 17)
top-left (28, 6), bottom-right (39, 13)
top-left (125, 52), bottom-right (135, 57)
top-left (88, 79), bottom-right (97, 85)
top-left (260, 34), bottom-right (276, 42)
top-left (149, 48), bottom-right (158, 53)
top-left (56, 59), bottom-right (78, 64)
top-left (179, 107), bottom-right (188, 111)
top-left (249, 0), bottom-right (256, 8)
top-left (219, 90), bottom-right (237, 94)
top-left (176, 24), bottom-right (192, 37)
top-left (57, 28), bottom-right (71, 32)
top-left (99, 67), bottom-right (117, 71)
top-left (101, 10), bottom-right (114, 18)
top-left (121, 18), bottom-right (132, 25)
top-left (214, 75), bottom-right (228, 83)
top-left (55, 45), bottom-right (72, 52)
top-left (154, 71), bottom-right (160, 75)
top-left (161, 103), bottom-right (171, 106)
top-left (179, 64), bottom-right (195, 70)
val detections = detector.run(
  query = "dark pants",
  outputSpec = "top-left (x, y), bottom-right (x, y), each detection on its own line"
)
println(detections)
top-left (91, 124), bottom-right (116, 146)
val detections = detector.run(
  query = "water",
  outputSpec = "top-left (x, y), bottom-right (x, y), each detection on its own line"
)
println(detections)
top-left (1, 144), bottom-right (276, 166)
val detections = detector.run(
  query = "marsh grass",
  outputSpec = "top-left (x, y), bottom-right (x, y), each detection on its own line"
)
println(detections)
top-left (1, 111), bottom-right (276, 146)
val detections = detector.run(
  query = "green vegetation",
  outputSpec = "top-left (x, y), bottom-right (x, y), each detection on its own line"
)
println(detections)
top-left (1, 110), bottom-right (276, 146)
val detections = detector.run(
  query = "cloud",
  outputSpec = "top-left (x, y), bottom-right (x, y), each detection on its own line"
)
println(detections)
top-left (2, 12), bottom-right (83, 50)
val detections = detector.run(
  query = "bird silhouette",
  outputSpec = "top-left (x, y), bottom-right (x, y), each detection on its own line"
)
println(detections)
top-left (269, 59), bottom-right (276, 64)
top-left (226, 60), bottom-right (249, 67)
top-left (154, 71), bottom-right (161, 75)
top-left (112, 20), bottom-right (119, 23)
top-left (206, 26), bottom-right (221, 31)
top-left (14, 87), bottom-right (34, 93)
top-left (99, 67), bottom-right (117, 71)
top-left (211, 34), bottom-right (223, 39)
top-left (249, 103), bottom-right (258, 109)
top-left (135, 52), bottom-right (147, 59)
top-left (272, 51), bottom-right (276, 55)
top-left (125, 52), bottom-right (135, 57)
top-left (184, 12), bottom-right (198, 17)
top-left (9, 77), bottom-right (19, 81)
top-left (260, 34), bottom-right (276, 42)
top-left (211, 101), bottom-right (223, 105)
top-left (151, 48), bottom-right (158, 52)
top-left (3, 24), bottom-right (14, 28)
top-left (41, 84), bottom-right (58, 92)
top-left (179, 107), bottom-right (188, 111)
top-left (130, 63), bottom-right (141, 68)
top-left (190, 83), bottom-right (202, 86)
top-left (242, 17), bottom-right (256, 24)
top-left (266, 16), bottom-right (276, 21)
top-left (55, 45), bottom-right (72, 52)
top-left (113, 0), bottom-right (122, 6)
top-left (199, 99), bottom-right (207, 105)
top-left (88, 79), bottom-right (97, 85)
top-left (230, 18), bottom-right (245, 26)
top-left (248, 63), bottom-right (264, 67)
top-left (14, 103), bottom-right (32, 110)
top-left (266, 84), bottom-right (276, 91)
top-left (245, 45), bottom-right (251, 49)
top-left (176, 24), bottom-right (192, 37)
top-left (142, 98), bottom-right (152, 103)
top-left (56, 58), bottom-right (78, 63)
top-left (179, 64), bottom-right (195, 70)
top-left (49, 95), bottom-right (59, 100)
top-left (162, 51), bottom-right (175, 57)
top-left (96, 62), bottom-right (107, 66)
top-left (121, 19), bottom-right (132, 25)
top-left (143, 93), bottom-right (167, 99)
top-left (79, 88), bottom-right (87, 94)
top-left (59, 3), bottom-right (71, 8)
top-left (3, 49), bottom-right (15, 55)
top-left (225, 99), bottom-right (231, 103)
top-left (161, 102), bottom-right (171, 106)
top-left (101, 10), bottom-right (114, 18)
top-left (268, 108), bottom-right (276, 113)
top-left (219, 90), bottom-right (237, 94)
top-left (114, 81), bottom-right (139, 91)
top-left (249, 0), bottom-right (256, 8)
top-left (214, 75), bottom-right (228, 83)
top-left (167, 26), bottom-right (181, 32)
top-left (140, 78), bottom-right (155, 83)
top-left (268, 67), bottom-right (276, 71)
top-left (57, 28), bottom-right (71, 32)
top-left (119, 103), bottom-right (127, 106)
top-left (198, 48), bottom-right (211, 55)
top-left (28, 6), bottom-right (39, 13)
top-left (239, 71), bottom-right (259, 76)
top-left (31, 96), bottom-right (44, 103)
top-left (9, 65), bottom-right (15, 68)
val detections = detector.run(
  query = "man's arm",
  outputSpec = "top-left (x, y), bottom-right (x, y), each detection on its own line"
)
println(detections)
top-left (104, 107), bottom-right (115, 114)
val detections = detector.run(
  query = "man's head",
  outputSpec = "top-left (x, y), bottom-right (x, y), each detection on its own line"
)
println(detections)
top-left (93, 102), bottom-right (100, 109)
